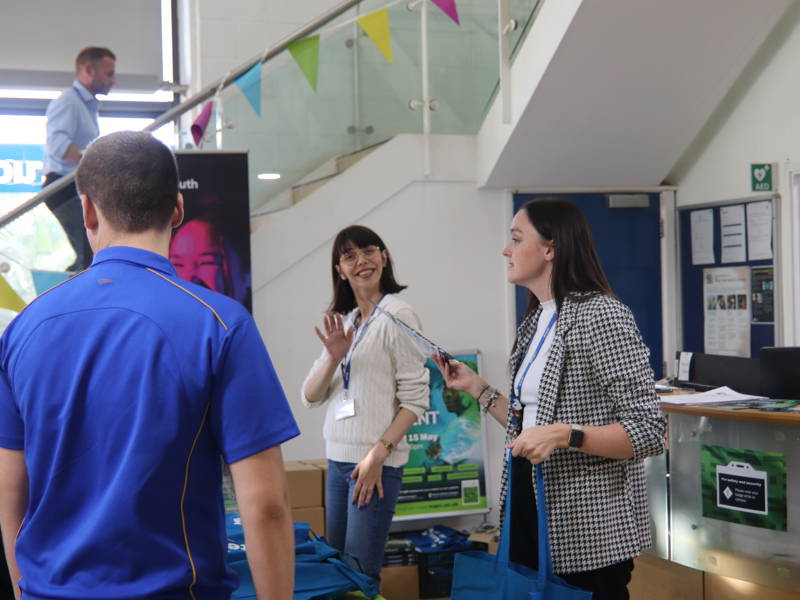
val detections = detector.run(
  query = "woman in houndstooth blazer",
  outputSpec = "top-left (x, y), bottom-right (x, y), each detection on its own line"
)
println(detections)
top-left (438, 198), bottom-right (666, 599)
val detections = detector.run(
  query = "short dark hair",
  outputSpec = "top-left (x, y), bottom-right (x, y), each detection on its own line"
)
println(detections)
top-left (328, 225), bottom-right (407, 313)
top-left (75, 47), bottom-right (116, 72)
top-left (76, 131), bottom-right (179, 233)
top-left (519, 197), bottom-right (613, 318)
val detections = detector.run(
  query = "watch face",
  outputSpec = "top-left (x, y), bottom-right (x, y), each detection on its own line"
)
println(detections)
top-left (569, 427), bottom-right (585, 448)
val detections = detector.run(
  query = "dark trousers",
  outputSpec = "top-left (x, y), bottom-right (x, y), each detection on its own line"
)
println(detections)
top-left (43, 172), bottom-right (93, 271)
top-left (508, 455), bottom-right (635, 600)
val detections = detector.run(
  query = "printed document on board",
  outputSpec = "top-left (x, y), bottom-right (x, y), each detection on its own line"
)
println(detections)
top-left (746, 200), bottom-right (773, 261)
top-left (720, 205), bottom-right (746, 263)
top-left (690, 209), bottom-right (715, 265)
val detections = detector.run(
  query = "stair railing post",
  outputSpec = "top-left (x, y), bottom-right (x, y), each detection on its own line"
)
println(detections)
top-left (498, 0), bottom-right (512, 125)
top-left (420, 0), bottom-right (432, 177)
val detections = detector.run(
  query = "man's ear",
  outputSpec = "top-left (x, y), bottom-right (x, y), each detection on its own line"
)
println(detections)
top-left (171, 193), bottom-right (185, 229)
top-left (80, 194), bottom-right (98, 231)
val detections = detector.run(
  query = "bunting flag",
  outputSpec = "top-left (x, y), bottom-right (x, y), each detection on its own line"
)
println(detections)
top-left (191, 101), bottom-right (214, 147)
top-left (30, 270), bottom-right (71, 296)
top-left (357, 9), bottom-right (393, 64)
top-left (431, 0), bottom-right (460, 25)
top-left (235, 64), bottom-right (262, 116)
top-left (288, 35), bottom-right (320, 92)
top-left (0, 275), bottom-right (25, 313)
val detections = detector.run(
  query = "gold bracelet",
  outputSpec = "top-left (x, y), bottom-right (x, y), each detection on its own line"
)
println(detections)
top-left (379, 438), bottom-right (395, 453)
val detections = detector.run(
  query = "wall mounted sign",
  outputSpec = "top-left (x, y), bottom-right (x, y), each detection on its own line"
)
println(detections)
top-left (0, 144), bottom-right (44, 193)
top-left (701, 444), bottom-right (786, 531)
top-left (750, 163), bottom-right (775, 193)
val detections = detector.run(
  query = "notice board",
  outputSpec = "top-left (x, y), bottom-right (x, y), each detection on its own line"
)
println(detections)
top-left (679, 197), bottom-right (775, 357)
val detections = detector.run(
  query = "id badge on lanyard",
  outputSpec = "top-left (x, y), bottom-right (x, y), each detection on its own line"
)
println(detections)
top-left (335, 298), bottom-right (383, 421)
top-left (334, 389), bottom-right (356, 421)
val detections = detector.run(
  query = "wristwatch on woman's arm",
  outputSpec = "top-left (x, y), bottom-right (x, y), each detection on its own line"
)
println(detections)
top-left (567, 424), bottom-right (584, 450)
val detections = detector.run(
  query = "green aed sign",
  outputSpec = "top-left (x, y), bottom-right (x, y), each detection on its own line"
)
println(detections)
top-left (751, 163), bottom-right (775, 192)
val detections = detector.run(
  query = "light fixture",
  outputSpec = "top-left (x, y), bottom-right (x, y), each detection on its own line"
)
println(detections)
top-left (257, 173), bottom-right (281, 180)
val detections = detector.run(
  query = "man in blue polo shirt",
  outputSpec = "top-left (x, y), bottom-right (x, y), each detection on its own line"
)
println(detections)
top-left (0, 131), bottom-right (300, 599)
top-left (43, 46), bottom-right (116, 271)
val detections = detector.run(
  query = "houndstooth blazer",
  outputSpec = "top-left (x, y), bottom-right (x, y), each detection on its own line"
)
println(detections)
top-left (499, 292), bottom-right (666, 574)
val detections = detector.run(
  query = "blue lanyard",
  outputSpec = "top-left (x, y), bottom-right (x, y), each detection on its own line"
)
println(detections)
top-left (511, 311), bottom-right (558, 404)
top-left (340, 296), bottom-right (384, 391)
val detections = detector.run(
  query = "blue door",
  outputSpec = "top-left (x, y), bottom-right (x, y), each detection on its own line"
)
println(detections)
top-left (512, 193), bottom-right (663, 378)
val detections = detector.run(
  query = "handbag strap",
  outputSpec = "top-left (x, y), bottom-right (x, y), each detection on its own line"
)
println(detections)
top-left (496, 450), bottom-right (514, 566)
top-left (496, 450), bottom-right (553, 586)
top-left (534, 462), bottom-right (552, 584)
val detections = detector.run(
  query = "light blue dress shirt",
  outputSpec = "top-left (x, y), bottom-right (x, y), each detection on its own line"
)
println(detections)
top-left (43, 81), bottom-right (100, 175)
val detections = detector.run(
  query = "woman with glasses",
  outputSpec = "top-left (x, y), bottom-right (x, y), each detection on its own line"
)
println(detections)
top-left (437, 198), bottom-right (665, 599)
top-left (301, 225), bottom-right (429, 584)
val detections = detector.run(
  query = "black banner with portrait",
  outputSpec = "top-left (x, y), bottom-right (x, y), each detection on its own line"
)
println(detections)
top-left (172, 152), bottom-right (251, 312)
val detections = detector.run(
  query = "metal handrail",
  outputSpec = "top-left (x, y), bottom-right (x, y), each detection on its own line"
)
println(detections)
top-left (0, 0), bottom-right (363, 230)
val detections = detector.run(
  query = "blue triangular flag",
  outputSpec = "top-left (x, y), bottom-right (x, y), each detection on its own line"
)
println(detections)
top-left (30, 270), bottom-right (71, 295)
top-left (235, 63), bottom-right (262, 116)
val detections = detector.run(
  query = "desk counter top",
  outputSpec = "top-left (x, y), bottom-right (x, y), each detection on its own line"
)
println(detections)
top-left (660, 402), bottom-right (800, 425)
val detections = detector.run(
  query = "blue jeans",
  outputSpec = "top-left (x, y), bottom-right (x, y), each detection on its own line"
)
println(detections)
top-left (326, 460), bottom-right (403, 582)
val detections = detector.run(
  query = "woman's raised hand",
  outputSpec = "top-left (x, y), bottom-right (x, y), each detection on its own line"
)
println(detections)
top-left (314, 312), bottom-right (354, 362)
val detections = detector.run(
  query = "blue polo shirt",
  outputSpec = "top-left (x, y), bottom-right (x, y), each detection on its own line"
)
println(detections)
top-left (0, 246), bottom-right (299, 600)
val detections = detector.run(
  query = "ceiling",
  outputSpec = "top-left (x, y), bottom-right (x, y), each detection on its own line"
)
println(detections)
top-left (481, 0), bottom-right (795, 189)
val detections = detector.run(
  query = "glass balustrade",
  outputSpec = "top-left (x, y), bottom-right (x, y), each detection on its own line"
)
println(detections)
top-left (0, 0), bottom-right (543, 331)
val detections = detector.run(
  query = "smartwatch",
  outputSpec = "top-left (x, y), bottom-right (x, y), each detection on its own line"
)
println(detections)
top-left (567, 424), bottom-right (584, 450)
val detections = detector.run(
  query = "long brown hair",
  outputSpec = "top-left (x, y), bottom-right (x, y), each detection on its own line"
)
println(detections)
top-left (519, 197), bottom-right (613, 319)
top-left (327, 225), bottom-right (407, 313)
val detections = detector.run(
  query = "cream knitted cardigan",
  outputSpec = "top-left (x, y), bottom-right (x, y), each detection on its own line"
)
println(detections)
top-left (301, 294), bottom-right (430, 468)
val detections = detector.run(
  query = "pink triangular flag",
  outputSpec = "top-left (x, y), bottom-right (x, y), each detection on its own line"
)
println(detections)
top-left (431, 0), bottom-right (460, 25)
top-left (191, 101), bottom-right (214, 147)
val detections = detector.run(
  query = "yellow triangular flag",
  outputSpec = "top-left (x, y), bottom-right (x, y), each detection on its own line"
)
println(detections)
top-left (0, 275), bottom-right (25, 313)
top-left (357, 9), bottom-right (393, 64)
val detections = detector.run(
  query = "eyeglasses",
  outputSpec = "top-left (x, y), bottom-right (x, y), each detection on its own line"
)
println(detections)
top-left (340, 245), bottom-right (380, 265)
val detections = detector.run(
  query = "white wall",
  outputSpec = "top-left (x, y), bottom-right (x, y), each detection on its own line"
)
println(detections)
top-left (671, 2), bottom-right (800, 346)
top-left (251, 134), bottom-right (515, 526)
top-left (187, 0), bottom-right (343, 89)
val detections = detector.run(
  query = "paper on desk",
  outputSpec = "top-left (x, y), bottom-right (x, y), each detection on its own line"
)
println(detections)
top-left (659, 386), bottom-right (767, 406)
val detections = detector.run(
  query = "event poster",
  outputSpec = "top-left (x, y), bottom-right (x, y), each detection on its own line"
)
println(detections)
top-left (751, 266), bottom-right (774, 323)
top-left (701, 444), bottom-right (786, 531)
top-left (703, 266), bottom-right (750, 356)
top-left (173, 152), bottom-right (252, 312)
top-left (395, 352), bottom-right (488, 519)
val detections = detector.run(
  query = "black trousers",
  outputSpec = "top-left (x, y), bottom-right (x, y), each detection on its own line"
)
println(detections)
top-left (508, 455), bottom-right (635, 600)
top-left (43, 172), bottom-right (93, 271)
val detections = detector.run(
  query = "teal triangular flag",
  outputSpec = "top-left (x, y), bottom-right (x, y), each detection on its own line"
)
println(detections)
top-left (235, 63), bottom-right (262, 116)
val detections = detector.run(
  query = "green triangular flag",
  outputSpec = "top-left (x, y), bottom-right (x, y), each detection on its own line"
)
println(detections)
top-left (288, 35), bottom-right (320, 92)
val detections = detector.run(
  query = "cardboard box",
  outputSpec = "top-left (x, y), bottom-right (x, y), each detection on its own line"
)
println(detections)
top-left (380, 564), bottom-right (419, 600)
top-left (629, 552), bottom-right (702, 600)
top-left (284, 461), bottom-right (323, 508)
top-left (300, 459), bottom-right (329, 504)
top-left (468, 530), bottom-right (499, 555)
top-left (291, 506), bottom-right (325, 537)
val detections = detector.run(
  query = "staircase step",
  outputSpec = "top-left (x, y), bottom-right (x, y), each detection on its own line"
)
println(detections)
top-left (335, 140), bottom-right (387, 172)
top-left (292, 173), bottom-right (339, 204)
top-left (291, 140), bottom-right (390, 204)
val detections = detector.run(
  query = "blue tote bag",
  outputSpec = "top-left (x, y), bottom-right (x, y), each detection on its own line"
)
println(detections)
top-left (450, 452), bottom-right (591, 600)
